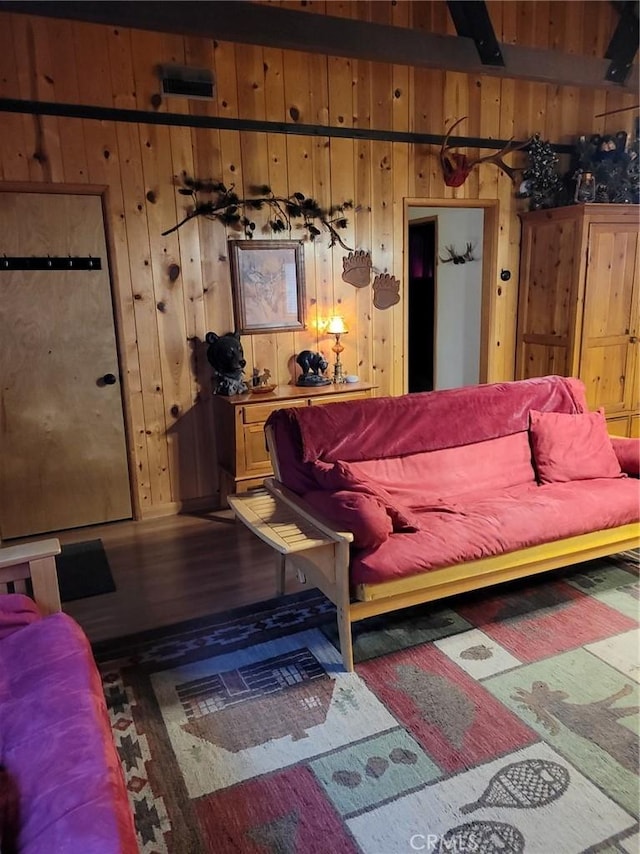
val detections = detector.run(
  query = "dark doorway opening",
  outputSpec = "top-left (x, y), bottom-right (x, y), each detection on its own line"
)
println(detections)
top-left (408, 218), bottom-right (436, 393)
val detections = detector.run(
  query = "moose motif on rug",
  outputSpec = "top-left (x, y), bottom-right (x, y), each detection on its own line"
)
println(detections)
top-left (513, 681), bottom-right (639, 774)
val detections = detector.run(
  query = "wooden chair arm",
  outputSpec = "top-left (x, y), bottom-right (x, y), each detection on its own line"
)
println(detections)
top-left (0, 538), bottom-right (61, 569)
top-left (0, 538), bottom-right (62, 615)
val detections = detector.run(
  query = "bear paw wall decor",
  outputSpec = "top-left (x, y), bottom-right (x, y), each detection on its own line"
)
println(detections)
top-left (295, 350), bottom-right (331, 386)
top-left (372, 273), bottom-right (400, 310)
top-left (342, 250), bottom-right (372, 288)
top-left (205, 331), bottom-right (249, 396)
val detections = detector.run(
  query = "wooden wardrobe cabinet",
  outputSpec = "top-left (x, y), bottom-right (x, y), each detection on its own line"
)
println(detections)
top-left (516, 204), bottom-right (639, 436)
top-left (213, 382), bottom-right (375, 506)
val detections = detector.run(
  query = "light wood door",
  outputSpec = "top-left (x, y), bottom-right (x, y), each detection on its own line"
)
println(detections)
top-left (580, 222), bottom-right (639, 415)
top-left (0, 192), bottom-right (132, 538)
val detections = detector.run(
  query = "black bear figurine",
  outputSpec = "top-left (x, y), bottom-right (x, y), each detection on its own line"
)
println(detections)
top-left (296, 350), bottom-right (330, 386)
top-left (206, 331), bottom-right (249, 396)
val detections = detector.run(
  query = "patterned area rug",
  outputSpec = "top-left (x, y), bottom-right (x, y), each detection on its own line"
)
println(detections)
top-left (96, 551), bottom-right (640, 853)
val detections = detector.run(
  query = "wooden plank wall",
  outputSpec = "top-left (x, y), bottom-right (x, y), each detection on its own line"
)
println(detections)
top-left (0, 1), bottom-right (636, 515)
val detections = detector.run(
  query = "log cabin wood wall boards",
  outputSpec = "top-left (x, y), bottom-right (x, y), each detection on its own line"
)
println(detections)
top-left (0, 3), bottom-right (637, 518)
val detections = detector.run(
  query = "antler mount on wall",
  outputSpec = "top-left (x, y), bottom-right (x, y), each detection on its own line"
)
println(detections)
top-left (439, 243), bottom-right (478, 265)
top-left (440, 117), bottom-right (529, 187)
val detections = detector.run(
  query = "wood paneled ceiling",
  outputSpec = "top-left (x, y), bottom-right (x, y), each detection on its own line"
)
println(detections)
top-left (0, 0), bottom-right (638, 92)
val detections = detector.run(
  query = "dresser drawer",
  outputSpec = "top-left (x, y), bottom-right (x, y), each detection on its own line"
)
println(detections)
top-left (242, 398), bottom-right (307, 424)
top-left (311, 390), bottom-right (371, 406)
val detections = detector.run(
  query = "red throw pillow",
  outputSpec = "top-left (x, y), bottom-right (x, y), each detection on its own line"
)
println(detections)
top-left (302, 489), bottom-right (393, 550)
top-left (529, 408), bottom-right (623, 484)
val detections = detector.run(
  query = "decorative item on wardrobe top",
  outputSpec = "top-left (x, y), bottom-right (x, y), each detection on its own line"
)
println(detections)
top-left (571, 128), bottom-right (639, 204)
top-left (517, 122), bottom-right (640, 210)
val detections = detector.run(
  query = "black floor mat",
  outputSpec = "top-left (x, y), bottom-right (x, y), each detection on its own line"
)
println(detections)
top-left (55, 539), bottom-right (116, 602)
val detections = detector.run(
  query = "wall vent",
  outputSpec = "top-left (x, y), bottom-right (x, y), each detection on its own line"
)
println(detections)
top-left (158, 64), bottom-right (215, 100)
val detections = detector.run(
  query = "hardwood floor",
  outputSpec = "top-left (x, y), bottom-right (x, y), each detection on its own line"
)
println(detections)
top-left (18, 510), bottom-right (306, 644)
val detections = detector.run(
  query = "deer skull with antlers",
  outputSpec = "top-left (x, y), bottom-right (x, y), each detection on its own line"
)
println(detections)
top-left (440, 117), bottom-right (529, 187)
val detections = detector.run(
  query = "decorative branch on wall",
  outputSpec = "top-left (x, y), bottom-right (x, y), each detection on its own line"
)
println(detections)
top-left (163, 173), bottom-right (355, 249)
top-left (163, 175), bottom-right (404, 311)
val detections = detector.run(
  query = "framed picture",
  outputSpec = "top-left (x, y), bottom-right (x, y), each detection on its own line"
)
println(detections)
top-left (229, 240), bottom-right (306, 335)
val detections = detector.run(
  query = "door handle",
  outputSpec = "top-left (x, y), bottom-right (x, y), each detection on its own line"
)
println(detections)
top-left (101, 373), bottom-right (117, 385)
top-left (630, 337), bottom-right (638, 344)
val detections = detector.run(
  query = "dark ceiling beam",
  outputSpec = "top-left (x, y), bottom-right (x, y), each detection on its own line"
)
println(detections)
top-left (0, 96), bottom-right (576, 154)
top-left (604, 1), bottom-right (639, 84)
top-left (445, 1), bottom-right (504, 67)
top-left (0, 1), bottom-right (637, 93)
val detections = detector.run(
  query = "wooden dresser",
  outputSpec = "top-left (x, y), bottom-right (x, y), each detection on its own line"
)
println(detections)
top-left (213, 382), bottom-right (376, 505)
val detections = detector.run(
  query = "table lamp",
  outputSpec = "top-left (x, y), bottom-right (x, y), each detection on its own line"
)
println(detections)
top-left (327, 315), bottom-right (348, 383)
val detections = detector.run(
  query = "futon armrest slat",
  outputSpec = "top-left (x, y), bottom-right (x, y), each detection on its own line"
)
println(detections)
top-left (263, 478), bottom-right (354, 543)
top-left (228, 487), bottom-right (349, 554)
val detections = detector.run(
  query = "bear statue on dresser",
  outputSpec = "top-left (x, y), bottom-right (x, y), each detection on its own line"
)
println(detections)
top-left (206, 331), bottom-right (249, 396)
top-left (296, 350), bottom-right (330, 386)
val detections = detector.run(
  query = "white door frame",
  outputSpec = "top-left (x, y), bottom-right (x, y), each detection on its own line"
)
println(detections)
top-left (403, 198), bottom-right (500, 394)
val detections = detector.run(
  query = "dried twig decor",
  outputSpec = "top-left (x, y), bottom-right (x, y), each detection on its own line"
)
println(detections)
top-left (163, 173), bottom-right (355, 249)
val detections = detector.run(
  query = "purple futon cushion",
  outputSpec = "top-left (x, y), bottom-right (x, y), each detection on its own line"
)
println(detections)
top-left (0, 601), bottom-right (138, 853)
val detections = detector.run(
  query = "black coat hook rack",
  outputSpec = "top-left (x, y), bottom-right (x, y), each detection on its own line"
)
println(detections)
top-left (0, 256), bottom-right (102, 271)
